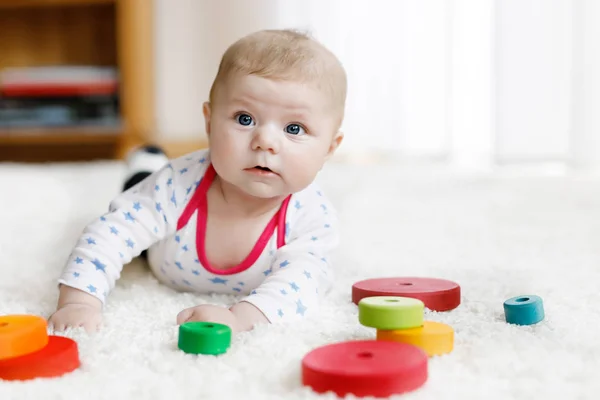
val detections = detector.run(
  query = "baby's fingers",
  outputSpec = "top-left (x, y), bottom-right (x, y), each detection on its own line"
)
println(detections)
top-left (176, 307), bottom-right (195, 325)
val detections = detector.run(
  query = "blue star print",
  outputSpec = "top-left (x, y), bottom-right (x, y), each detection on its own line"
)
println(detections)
top-left (280, 260), bottom-right (290, 268)
top-left (232, 288), bottom-right (241, 293)
top-left (280, 289), bottom-right (287, 295)
top-left (133, 202), bottom-right (142, 211)
top-left (209, 277), bottom-right (228, 285)
top-left (285, 222), bottom-right (290, 237)
top-left (167, 178), bottom-right (173, 186)
top-left (75, 257), bottom-right (84, 264)
top-left (100, 215), bottom-right (107, 222)
top-left (186, 186), bottom-right (192, 195)
top-left (296, 299), bottom-right (307, 316)
top-left (183, 279), bottom-right (191, 286)
top-left (72, 272), bottom-right (80, 278)
top-left (155, 184), bottom-right (160, 192)
top-left (278, 309), bottom-right (284, 317)
top-left (126, 238), bottom-right (135, 248)
top-left (92, 258), bottom-right (106, 272)
top-left (303, 270), bottom-right (312, 279)
top-left (86, 237), bottom-right (96, 245)
top-left (294, 200), bottom-right (302, 209)
top-left (175, 262), bottom-right (183, 270)
top-left (155, 202), bottom-right (162, 212)
top-left (263, 268), bottom-right (272, 276)
top-left (324, 224), bottom-right (330, 228)
top-left (124, 212), bottom-right (135, 222)
top-left (192, 269), bottom-right (200, 275)
top-left (180, 168), bottom-right (188, 175)
top-left (175, 235), bottom-right (181, 243)
top-left (311, 236), bottom-right (318, 241)
top-left (110, 226), bottom-right (119, 235)
top-left (199, 157), bottom-right (206, 163)
top-left (87, 285), bottom-right (97, 293)
top-left (290, 282), bottom-right (300, 292)
top-left (170, 192), bottom-right (177, 207)
top-left (182, 245), bottom-right (189, 252)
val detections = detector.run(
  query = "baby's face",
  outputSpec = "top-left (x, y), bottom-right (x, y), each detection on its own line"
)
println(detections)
top-left (204, 73), bottom-right (342, 199)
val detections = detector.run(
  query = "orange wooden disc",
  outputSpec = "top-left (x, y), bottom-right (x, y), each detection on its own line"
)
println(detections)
top-left (0, 335), bottom-right (80, 380)
top-left (0, 314), bottom-right (49, 360)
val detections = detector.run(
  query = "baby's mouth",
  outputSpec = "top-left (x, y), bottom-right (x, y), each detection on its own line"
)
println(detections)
top-left (254, 166), bottom-right (271, 172)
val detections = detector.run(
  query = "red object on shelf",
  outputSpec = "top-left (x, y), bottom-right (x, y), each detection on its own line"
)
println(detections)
top-left (352, 277), bottom-right (461, 311)
top-left (302, 340), bottom-right (428, 398)
top-left (1, 82), bottom-right (118, 97)
top-left (0, 335), bottom-right (80, 381)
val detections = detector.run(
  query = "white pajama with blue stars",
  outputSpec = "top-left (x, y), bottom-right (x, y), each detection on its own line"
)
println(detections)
top-left (58, 149), bottom-right (338, 323)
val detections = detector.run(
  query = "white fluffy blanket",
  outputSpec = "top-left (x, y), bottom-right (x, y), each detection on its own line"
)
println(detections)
top-left (0, 160), bottom-right (598, 399)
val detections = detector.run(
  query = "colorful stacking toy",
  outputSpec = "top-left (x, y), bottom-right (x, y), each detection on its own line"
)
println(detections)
top-left (178, 321), bottom-right (231, 355)
top-left (352, 277), bottom-right (461, 311)
top-left (0, 314), bottom-right (80, 381)
top-left (359, 295), bottom-right (455, 358)
top-left (302, 340), bottom-right (428, 398)
top-left (503, 295), bottom-right (545, 325)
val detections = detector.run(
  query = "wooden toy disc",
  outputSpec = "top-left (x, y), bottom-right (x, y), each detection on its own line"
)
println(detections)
top-left (302, 340), bottom-right (428, 398)
top-left (352, 277), bottom-right (461, 311)
top-left (358, 296), bottom-right (424, 330)
top-left (0, 314), bottom-right (49, 360)
top-left (0, 335), bottom-right (80, 381)
top-left (377, 321), bottom-right (454, 357)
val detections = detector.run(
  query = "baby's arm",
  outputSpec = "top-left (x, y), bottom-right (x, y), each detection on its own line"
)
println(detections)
top-left (50, 158), bottom-right (195, 331)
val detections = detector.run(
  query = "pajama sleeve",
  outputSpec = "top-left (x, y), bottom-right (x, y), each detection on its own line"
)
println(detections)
top-left (240, 189), bottom-right (339, 322)
top-left (58, 153), bottom-right (208, 305)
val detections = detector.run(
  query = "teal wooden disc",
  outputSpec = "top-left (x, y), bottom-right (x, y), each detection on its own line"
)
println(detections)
top-left (503, 295), bottom-right (544, 325)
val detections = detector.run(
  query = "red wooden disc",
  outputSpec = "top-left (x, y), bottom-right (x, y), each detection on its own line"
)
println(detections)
top-left (0, 335), bottom-right (80, 381)
top-left (352, 277), bottom-right (461, 311)
top-left (302, 340), bottom-right (428, 398)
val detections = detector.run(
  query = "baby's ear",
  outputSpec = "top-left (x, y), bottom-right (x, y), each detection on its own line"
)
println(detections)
top-left (203, 102), bottom-right (212, 136)
top-left (326, 130), bottom-right (344, 160)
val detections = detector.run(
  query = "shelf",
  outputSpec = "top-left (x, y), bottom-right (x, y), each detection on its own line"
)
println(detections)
top-left (0, 127), bottom-right (121, 145)
top-left (0, 0), bottom-right (114, 9)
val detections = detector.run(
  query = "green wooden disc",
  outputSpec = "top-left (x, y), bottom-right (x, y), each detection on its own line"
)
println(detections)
top-left (178, 321), bottom-right (231, 355)
top-left (358, 296), bottom-right (424, 330)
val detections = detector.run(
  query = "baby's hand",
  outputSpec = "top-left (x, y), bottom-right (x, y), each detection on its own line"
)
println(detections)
top-left (177, 304), bottom-right (239, 333)
top-left (49, 303), bottom-right (103, 333)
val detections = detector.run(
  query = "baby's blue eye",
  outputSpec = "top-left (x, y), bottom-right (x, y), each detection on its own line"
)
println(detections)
top-left (285, 124), bottom-right (305, 135)
top-left (236, 114), bottom-right (254, 126)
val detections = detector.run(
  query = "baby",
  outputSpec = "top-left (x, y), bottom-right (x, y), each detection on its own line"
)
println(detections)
top-left (48, 29), bottom-right (347, 334)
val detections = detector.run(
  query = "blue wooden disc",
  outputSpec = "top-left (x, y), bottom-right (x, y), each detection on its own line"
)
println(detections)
top-left (503, 295), bottom-right (544, 325)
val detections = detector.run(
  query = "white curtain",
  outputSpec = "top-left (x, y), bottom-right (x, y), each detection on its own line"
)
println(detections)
top-left (154, 0), bottom-right (600, 171)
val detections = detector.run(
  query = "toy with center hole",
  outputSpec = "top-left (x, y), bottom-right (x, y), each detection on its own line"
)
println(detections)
top-left (503, 295), bottom-right (544, 325)
top-left (377, 321), bottom-right (454, 357)
top-left (0, 314), bottom-right (49, 361)
top-left (0, 335), bottom-right (80, 380)
top-left (302, 340), bottom-right (428, 398)
top-left (178, 321), bottom-right (231, 355)
top-left (352, 277), bottom-right (461, 311)
top-left (358, 296), bottom-right (424, 330)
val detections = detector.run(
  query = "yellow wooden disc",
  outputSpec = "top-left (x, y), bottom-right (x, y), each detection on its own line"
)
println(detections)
top-left (377, 321), bottom-right (453, 357)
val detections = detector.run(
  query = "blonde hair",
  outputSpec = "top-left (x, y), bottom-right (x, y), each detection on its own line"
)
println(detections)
top-left (209, 29), bottom-right (347, 121)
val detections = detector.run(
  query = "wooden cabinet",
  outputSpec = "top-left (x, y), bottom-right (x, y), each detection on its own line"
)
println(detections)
top-left (0, 0), bottom-right (154, 162)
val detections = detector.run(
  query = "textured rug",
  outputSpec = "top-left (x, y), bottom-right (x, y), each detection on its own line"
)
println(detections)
top-left (0, 159), bottom-right (598, 400)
